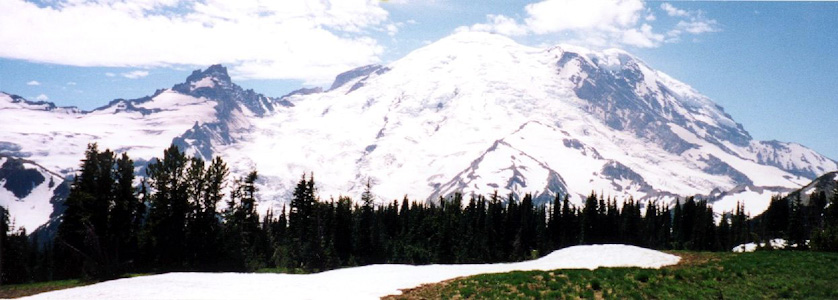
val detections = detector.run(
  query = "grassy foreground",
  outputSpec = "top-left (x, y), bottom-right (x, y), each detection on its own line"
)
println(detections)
top-left (0, 279), bottom-right (90, 299)
top-left (386, 250), bottom-right (838, 299)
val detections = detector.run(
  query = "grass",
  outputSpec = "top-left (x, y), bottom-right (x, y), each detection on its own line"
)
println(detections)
top-left (0, 279), bottom-right (90, 299)
top-left (386, 250), bottom-right (838, 299)
top-left (0, 268), bottom-right (296, 299)
top-left (0, 272), bottom-right (157, 299)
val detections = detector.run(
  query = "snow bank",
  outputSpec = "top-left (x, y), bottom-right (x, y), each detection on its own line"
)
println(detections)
top-left (733, 239), bottom-right (787, 252)
top-left (20, 244), bottom-right (680, 300)
top-left (732, 238), bottom-right (807, 252)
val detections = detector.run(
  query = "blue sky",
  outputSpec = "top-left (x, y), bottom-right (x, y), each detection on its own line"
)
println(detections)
top-left (0, 0), bottom-right (836, 160)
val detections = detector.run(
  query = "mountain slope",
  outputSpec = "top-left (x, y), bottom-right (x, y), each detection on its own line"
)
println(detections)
top-left (1, 32), bottom-right (835, 229)
top-left (0, 156), bottom-right (67, 231)
top-left (213, 32), bottom-right (835, 212)
top-left (0, 66), bottom-right (279, 229)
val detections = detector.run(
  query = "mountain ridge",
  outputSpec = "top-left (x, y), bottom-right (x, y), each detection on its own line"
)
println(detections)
top-left (0, 32), bottom-right (835, 231)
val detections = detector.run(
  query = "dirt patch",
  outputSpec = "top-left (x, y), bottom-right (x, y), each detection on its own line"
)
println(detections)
top-left (0, 281), bottom-right (91, 299)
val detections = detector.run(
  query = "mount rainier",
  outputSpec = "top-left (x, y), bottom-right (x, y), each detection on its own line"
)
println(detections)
top-left (1, 32), bottom-right (835, 231)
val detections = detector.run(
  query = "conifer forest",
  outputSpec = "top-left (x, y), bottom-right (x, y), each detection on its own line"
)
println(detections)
top-left (2, 144), bottom-right (838, 284)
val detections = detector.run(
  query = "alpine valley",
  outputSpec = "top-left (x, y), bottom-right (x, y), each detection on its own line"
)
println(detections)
top-left (1, 32), bottom-right (835, 232)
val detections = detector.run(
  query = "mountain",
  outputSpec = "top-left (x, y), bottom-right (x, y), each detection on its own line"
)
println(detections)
top-left (0, 65), bottom-right (282, 230)
top-left (0, 155), bottom-right (67, 231)
top-left (781, 171), bottom-right (837, 206)
top-left (1, 32), bottom-right (835, 230)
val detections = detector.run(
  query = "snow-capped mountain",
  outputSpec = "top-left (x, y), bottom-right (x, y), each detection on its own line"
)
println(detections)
top-left (0, 155), bottom-right (67, 231)
top-left (783, 171), bottom-right (837, 206)
top-left (0, 65), bottom-right (277, 230)
top-left (1, 32), bottom-right (836, 230)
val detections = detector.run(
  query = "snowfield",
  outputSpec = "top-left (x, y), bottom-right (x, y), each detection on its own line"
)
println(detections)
top-left (20, 245), bottom-right (679, 300)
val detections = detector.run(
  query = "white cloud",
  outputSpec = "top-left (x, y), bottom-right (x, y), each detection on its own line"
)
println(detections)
top-left (105, 72), bottom-right (116, 77)
top-left (384, 21), bottom-right (410, 37)
top-left (622, 23), bottom-right (664, 48)
top-left (677, 19), bottom-right (718, 34)
top-left (661, 3), bottom-right (719, 36)
top-left (0, 0), bottom-right (389, 84)
top-left (661, 3), bottom-right (688, 17)
top-left (122, 70), bottom-right (149, 79)
top-left (386, 23), bottom-right (399, 36)
top-left (26, 80), bottom-right (40, 86)
top-left (35, 94), bottom-right (49, 101)
top-left (524, 0), bottom-right (644, 34)
top-left (460, 0), bottom-right (718, 50)
top-left (67, 81), bottom-right (77, 86)
top-left (459, 14), bottom-right (528, 36)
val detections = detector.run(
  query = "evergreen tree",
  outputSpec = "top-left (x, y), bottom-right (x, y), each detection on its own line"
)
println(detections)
top-left (220, 171), bottom-right (265, 271)
top-left (355, 179), bottom-right (378, 265)
top-left (788, 196), bottom-right (806, 249)
top-left (333, 196), bottom-right (354, 265)
top-left (559, 194), bottom-right (576, 248)
top-left (581, 192), bottom-right (599, 244)
top-left (145, 144), bottom-right (190, 270)
top-left (1, 214), bottom-right (33, 284)
top-left (763, 195), bottom-right (789, 239)
top-left (110, 153), bottom-right (139, 273)
top-left (548, 193), bottom-right (562, 250)
top-left (619, 197), bottom-right (641, 245)
top-left (190, 157), bottom-right (227, 270)
top-left (486, 191), bottom-right (505, 261)
top-left (731, 201), bottom-right (750, 248)
top-left (718, 213), bottom-right (732, 251)
top-left (55, 143), bottom-right (127, 279)
top-left (288, 174), bottom-right (318, 270)
top-left (511, 194), bottom-right (536, 261)
top-left (1, 207), bottom-right (7, 284)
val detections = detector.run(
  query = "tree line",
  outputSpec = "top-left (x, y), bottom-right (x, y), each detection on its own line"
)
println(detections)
top-left (757, 192), bottom-right (838, 251)
top-left (2, 143), bottom-right (837, 284)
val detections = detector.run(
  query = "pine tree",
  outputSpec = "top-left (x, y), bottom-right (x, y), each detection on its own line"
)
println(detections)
top-left (356, 179), bottom-right (377, 265)
top-left (548, 193), bottom-right (562, 250)
top-left (764, 195), bottom-right (789, 239)
top-left (559, 194), bottom-right (576, 248)
top-left (109, 153), bottom-right (138, 272)
top-left (619, 197), bottom-right (641, 246)
top-left (190, 156), bottom-right (227, 270)
top-left (718, 213), bottom-right (732, 251)
top-left (672, 198), bottom-right (684, 249)
top-left (642, 201), bottom-right (658, 248)
top-left (512, 194), bottom-right (536, 261)
top-left (788, 196), bottom-right (806, 249)
top-left (730, 201), bottom-right (750, 248)
top-left (333, 196), bottom-right (354, 265)
top-left (486, 191), bottom-right (504, 261)
top-left (237, 171), bottom-right (265, 270)
top-left (145, 144), bottom-right (190, 270)
top-left (581, 192), bottom-right (599, 244)
top-left (1, 207), bottom-right (7, 284)
top-left (288, 173), bottom-right (319, 270)
top-left (56, 143), bottom-right (123, 279)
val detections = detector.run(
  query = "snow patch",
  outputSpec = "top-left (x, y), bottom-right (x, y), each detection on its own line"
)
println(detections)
top-left (191, 77), bottom-right (216, 90)
top-left (732, 239), bottom-right (788, 252)
top-left (21, 245), bottom-right (679, 300)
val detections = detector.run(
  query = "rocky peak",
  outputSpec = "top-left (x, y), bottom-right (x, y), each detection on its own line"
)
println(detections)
top-left (170, 65), bottom-right (274, 117)
top-left (328, 64), bottom-right (384, 91)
